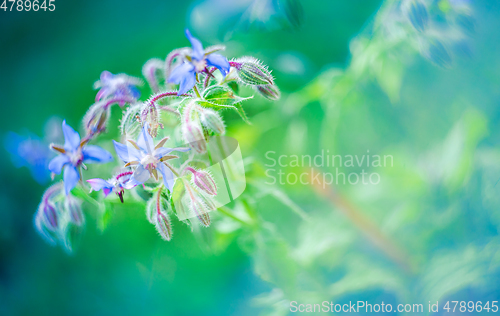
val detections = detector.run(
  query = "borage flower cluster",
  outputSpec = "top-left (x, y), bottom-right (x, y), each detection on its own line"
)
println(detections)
top-left (379, 0), bottom-right (475, 67)
top-left (34, 29), bottom-right (280, 251)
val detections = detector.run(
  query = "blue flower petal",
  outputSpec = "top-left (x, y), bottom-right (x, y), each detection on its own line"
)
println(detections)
top-left (172, 147), bottom-right (191, 152)
top-left (113, 140), bottom-right (142, 163)
top-left (168, 62), bottom-right (195, 84)
top-left (154, 147), bottom-right (173, 159)
top-left (158, 163), bottom-right (175, 192)
top-left (123, 177), bottom-right (141, 189)
top-left (154, 146), bottom-right (191, 159)
top-left (178, 71), bottom-right (196, 96)
top-left (48, 154), bottom-right (70, 174)
top-left (128, 85), bottom-right (141, 99)
top-left (185, 29), bottom-right (204, 61)
top-left (62, 120), bottom-right (81, 152)
top-left (87, 178), bottom-right (113, 192)
top-left (206, 53), bottom-right (230, 77)
top-left (132, 165), bottom-right (150, 184)
top-left (82, 145), bottom-right (113, 164)
top-left (100, 70), bottom-right (114, 82)
top-left (137, 123), bottom-right (155, 154)
top-left (63, 165), bottom-right (80, 195)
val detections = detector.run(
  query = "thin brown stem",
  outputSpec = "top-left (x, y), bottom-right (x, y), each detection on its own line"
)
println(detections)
top-left (308, 167), bottom-right (415, 273)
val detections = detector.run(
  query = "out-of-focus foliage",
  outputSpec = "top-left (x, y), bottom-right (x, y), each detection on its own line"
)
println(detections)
top-left (223, 0), bottom-right (500, 314)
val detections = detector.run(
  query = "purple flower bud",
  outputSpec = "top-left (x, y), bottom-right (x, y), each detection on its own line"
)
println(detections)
top-left (34, 212), bottom-right (57, 245)
top-left (186, 167), bottom-right (217, 196)
top-left (190, 197), bottom-right (211, 227)
top-left (232, 57), bottom-right (274, 86)
top-left (148, 189), bottom-right (173, 240)
top-left (37, 183), bottom-right (64, 232)
top-left (42, 202), bottom-right (58, 231)
top-left (182, 122), bottom-right (207, 153)
top-left (155, 211), bottom-right (173, 241)
top-left (199, 108), bottom-right (225, 134)
top-left (255, 84), bottom-right (281, 100)
top-left (142, 58), bottom-right (165, 93)
top-left (93, 71), bottom-right (142, 103)
top-left (66, 195), bottom-right (84, 226)
top-left (140, 102), bottom-right (162, 137)
top-left (83, 102), bottom-right (109, 136)
top-left (182, 102), bottom-right (207, 153)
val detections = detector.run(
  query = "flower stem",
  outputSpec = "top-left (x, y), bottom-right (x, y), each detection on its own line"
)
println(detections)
top-left (193, 85), bottom-right (201, 98)
top-left (156, 185), bottom-right (163, 214)
top-left (102, 96), bottom-right (136, 109)
top-left (218, 205), bottom-right (253, 227)
top-left (229, 61), bottom-right (242, 69)
top-left (159, 105), bottom-right (180, 116)
top-left (149, 91), bottom-right (193, 106)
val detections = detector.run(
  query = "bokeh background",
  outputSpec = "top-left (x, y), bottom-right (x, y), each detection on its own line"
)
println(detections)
top-left (2, 0), bottom-right (500, 315)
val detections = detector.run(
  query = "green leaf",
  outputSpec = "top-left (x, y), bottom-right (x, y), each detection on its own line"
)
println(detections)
top-left (199, 85), bottom-right (252, 109)
top-left (234, 102), bottom-right (251, 124)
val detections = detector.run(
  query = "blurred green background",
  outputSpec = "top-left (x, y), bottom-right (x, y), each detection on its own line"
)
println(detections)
top-left (2, 0), bottom-right (500, 315)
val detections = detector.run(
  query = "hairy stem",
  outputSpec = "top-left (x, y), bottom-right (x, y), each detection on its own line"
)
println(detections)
top-left (149, 91), bottom-right (192, 106)
top-left (218, 205), bottom-right (254, 227)
top-left (193, 85), bottom-right (201, 99)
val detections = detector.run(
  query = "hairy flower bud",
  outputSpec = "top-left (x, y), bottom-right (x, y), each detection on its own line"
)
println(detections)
top-left (120, 103), bottom-right (142, 138)
top-left (232, 57), bottom-right (274, 86)
top-left (34, 211), bottom-right (57, 245)
top-left (155, 211), bottom-right (173, 241)
top-left (66, 195), bottom-right (84, 226)
top-left (190, 197), bottom-right (211, 227)
top-left (182, 121), bottom-right (207, 153)
top-left (37, 183), bottom-right (64, 232)
top-left (255, 84), bottom-right (281, 100)
top-left (142, 58), bottom-right (165, 93)
top-left (42, 202), bottom-right (58, 231)
top-left (83, 102), bottom-right (110, 136)
top-left (199, 108), bottom-right (225, 134)
top-left (140, 102), bottom-right (162, 137)
top-left (186, 167), bottom-right (217, 196)
top-left (147, 189), bottom-right (173, 240)
top-left (182, 101), bottom-right (207, 153)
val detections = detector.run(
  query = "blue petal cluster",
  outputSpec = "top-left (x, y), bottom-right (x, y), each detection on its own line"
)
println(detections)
top-left (168, 29), bottom-right (230, 95)
top-left (48, 121), bottom-right (113, 195)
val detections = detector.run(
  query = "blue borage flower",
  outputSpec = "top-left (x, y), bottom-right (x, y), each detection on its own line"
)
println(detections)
top-left (112, 123), bottom-right (190, 191)
top-left (94, 71), bottom-right (143, 105)
top-left (5, 132), bottom-right (53, 184)
top-left (48, 121), bottom-right (113, 195)
top-left (87, 171), bottom-right (135, 203)
top-left (168, 29), bottom-right (230, 95)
